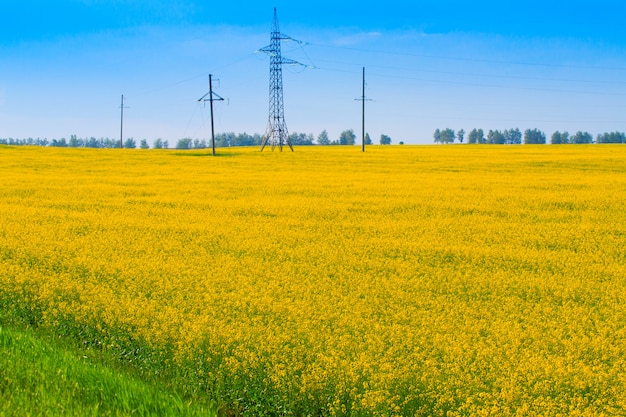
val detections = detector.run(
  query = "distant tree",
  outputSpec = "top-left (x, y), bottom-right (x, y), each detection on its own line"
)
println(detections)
top-left (140, 139), bottom-right (150, 149)
top-left (399, 141), bottom-right (405, 145)
top-left (524, 129), bottom-right (546, 144)
top-left (232, 133), bottom-right (255, 146)
top-left (364, 133), bottom-right (372, 145)
top-left (100, 138), bottom-right (117, 148)
top-left (124, 138), bottom-right (136, 149)
top-left (504, 128), bottom-right (522, 144)
top-left (596, 131), bottom-right (625, 143)
top-left (176, 138), bottom-right (192, 149)
top-left (457, 129), bottom-right (465, 143)
top-left (571, 131), bottom-right (593, 144)
top-left (467, 128), bottom-right (485, 144)
top-left (487, 129), bottom-right (505, 144)
top-left (380, 134), bottom-right (392, 145)
top-left (433, 128), bottom-right (441, 144)
top-left (193, 139), bottom-right (207, 149)
top-left (50, 138), bottom-right (68, 147)
top-left (85, 137), bottom-right (100, 148)
top-left (339, 129), bottom-right (356, 145)
top-left (215, 132), bottom-right (234, 147)
top-left (289, 132), bottom-right (314, 146)
top-left (551, 131), bottom-right (570, 144)
top-left (440, 128), bottom-right (455, 144)
top-left (317, 130), bottom-right (330, 145)
top-left (153, 138), bottom-right (164, 149)
top-left (69, 134), bottom-right (80, 147)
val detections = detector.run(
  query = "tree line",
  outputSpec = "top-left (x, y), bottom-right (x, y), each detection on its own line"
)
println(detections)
top-left (433, 128), bottom-right (626, 144)
top-left (3, 128), bottom-right (623, 148)
top-left (0, 135), bottom-right (149, 148)
top-left (0, 129), bottom-right (400, 149)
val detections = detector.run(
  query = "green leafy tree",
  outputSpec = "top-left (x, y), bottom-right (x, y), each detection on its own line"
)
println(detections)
top-left (50, 138), bottom-right (68, 147)
top-left (176, 138), bottom-right (192, 149)
top-left (433, 128), bottom-right (441, 144)
top-left (140, 139), bottom-right (150, 149)
top-left (339, 129), bottom-right (356, 145)
top-left (290, 132), bottom-right (314, 146)
top-left (123, 138), bottom-right (136, 149)
top-left (551, 131), bottom-right (570, 144)
top-left (215, 132), bottom-right (233, 147)
top-left (467, 128), bottom-right (485, 144)
top-left (524, 129), bottom-right (546, 144)
top-left (596, 131), bottom-right (625, 143)
top-left (69, 134), bottom-right (81, 147)
top-left (232, 133), bottom-right (255, 146)
top-left (102, 138), bottom-right (118, 148)
top-left (487, 130), bottom-right (505, 144)
top-left (440, 128), bottom-right (455, 144)
top-left (380, 134), bottom-right (392, 145)
top-left (571, 131), bottom-right (593, 144)
top-left (86, 137), bottom-right (100, 148)
top-left (457, 129), bottom-right (465, 143)
top-left (317, 130), bottom-right (330, 145)
top-left (193, 139), bottom-right (207, 149)
top-left (504, 128), bottom-right (522, 144)
top-left (364, 133), bottom-right (372, 145)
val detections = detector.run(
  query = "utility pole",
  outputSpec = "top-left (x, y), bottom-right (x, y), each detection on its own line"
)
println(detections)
top-left (355, 67), bottom-right (372, 152)
top-left (198, 74), bottom-right (224, 156)
top-left (361, 67), bottom-right (365, 152)
top-left (119, 94), bottom-right (128, 148)
top-left (209, 75), bottom-right (217, 156)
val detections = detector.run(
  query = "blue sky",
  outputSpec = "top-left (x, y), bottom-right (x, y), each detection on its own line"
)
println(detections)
top-left (2, 0), bottom-right (626, 144)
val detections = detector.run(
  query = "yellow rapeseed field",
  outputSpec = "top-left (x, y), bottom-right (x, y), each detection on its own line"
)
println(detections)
top-left (1, 144), bottom-right (625, 416)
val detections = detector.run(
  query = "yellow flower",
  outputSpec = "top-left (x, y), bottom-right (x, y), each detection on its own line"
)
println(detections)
top-left (1, 144), bottom-right (625, 415)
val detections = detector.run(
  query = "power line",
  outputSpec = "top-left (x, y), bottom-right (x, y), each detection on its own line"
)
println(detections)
top-left (366, 73), bottom-right (626, 97)
top-left (312, 63), bottom-right (626, 97)
top-left (312, 57), bottom-right (626, 86)
top-left (311, 42), bottom-right (626, 72)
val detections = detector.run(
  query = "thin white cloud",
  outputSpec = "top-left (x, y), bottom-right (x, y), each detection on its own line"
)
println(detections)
top-left (332, 31), bottom-right (382, 47)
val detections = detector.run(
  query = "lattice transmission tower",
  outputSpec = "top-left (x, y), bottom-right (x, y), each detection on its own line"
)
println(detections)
top-left (259, 8), bottom-right (307, 151)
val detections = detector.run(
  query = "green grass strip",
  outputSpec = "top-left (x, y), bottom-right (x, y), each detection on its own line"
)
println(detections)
top-left (0, 325), bottom-right (217, 417)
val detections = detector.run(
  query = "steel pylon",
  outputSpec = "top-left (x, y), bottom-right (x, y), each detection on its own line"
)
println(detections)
top-left (259, 8), bottom-right (299, 152)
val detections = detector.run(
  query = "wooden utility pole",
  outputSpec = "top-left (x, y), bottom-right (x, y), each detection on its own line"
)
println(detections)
top-left (119, 95), bottom-right (129, 148)
top-left (198, 75), bottom-right (224, 156)
top-left (361, 67), bottom-right (365, 152)
top-left (209, 75), bottom-right (217, 156)
top-left (355, 67), bottom-right (371, 152)
top-left (120, 94), bottom-right (125, 148)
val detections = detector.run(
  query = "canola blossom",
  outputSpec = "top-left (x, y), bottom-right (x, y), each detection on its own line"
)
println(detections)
top-left (1, 145), bottom-right (625, 416)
